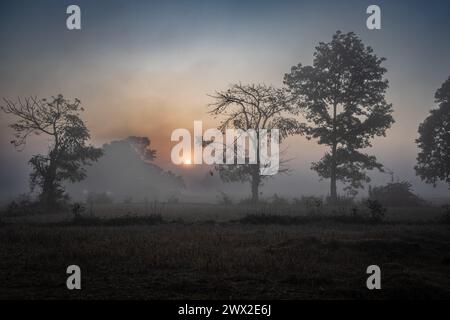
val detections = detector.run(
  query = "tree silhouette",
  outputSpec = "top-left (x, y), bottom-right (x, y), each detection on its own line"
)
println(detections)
top-left (415, 76), bottom-right (450, 188)
top-left (369, 181), bottom-right (425, 207)
top-left (209, 83), bottom-right (305, 202)
top-left (67, 136), bottom-right (185, 202)
top-left (126, 136), bottom-right (157, 162)
top-left (1, 95), bottom-right (103, 210)
top-left (284, 31), bottom-right (394, 201)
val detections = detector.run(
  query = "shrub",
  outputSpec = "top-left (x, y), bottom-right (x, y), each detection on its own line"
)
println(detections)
top-left (364, 199), bottom-right (386, 222)
top-left (3, 194), bottom-right (43, 216)
top-left (293, 196), bottom-right (323, 209)
top-left (71, 202), bottom-right (86, 218)
top-left (369, 181), bottom-right (426, 207)
top-left (326, 196), bottom-right (355, 207)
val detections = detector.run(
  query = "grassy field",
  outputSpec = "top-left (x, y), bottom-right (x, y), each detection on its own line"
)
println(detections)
top-left (0, 203), bottom-right (450, 300)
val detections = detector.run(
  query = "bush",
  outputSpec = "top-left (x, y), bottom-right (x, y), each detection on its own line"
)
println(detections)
top-left (364, 199), bottom-right (386, 222)
top-left (71, 202), bottom-right (86, 218)
top-left (3, 194), bottom-right (43, 216)
top-left (326, 196), bottom-right (355, 207)
top-left (293, 196), bottom-right (323, 209)
top-left (369, 181), bottom-right (426, 207)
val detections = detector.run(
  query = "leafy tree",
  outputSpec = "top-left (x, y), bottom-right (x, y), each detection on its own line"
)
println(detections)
top-left (415, 76), bottom-right (450, 188)
top-left (369, 181), bottom-right (425, 207)
top-left (209, 83), bottom-right (305, 202)
top-left (284, 31), bottom-right (394, 201)
top-left (1, 95), bottom-right (103, 210)
top-left (68, 136), bottom-right (185, 202)
top-left (126, 136), bottom-right (157, 161)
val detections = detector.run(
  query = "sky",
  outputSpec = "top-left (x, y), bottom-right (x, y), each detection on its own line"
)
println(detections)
top-left (1, 0), bottom-right (450, 201)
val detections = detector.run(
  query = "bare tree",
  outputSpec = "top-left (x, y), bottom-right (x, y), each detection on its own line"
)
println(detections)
top-left (209, 83), bottom-right (305, 202)
top-left (1, 94), bottom-right (103, 211)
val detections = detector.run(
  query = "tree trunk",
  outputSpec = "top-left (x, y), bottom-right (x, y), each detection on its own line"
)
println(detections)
top-left (251, 130), bottom-right (261, 203)
top-left (330, 102), bottom-right (338, 203)
top-left (40, 161), bottom-right (58, 212)
top-left (251, 166), bottom-right (260, 203)
top-left (330, 142), bottom-right (337, 203)
top-left (41, 179), bottom-right (56, 211)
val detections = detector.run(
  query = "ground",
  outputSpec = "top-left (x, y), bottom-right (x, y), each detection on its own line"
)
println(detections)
top-left (0, 203), bottom-right (449, 299)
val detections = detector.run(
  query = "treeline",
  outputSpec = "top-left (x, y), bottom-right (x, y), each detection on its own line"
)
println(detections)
top-left (1, 31), bottom-right (450, 211)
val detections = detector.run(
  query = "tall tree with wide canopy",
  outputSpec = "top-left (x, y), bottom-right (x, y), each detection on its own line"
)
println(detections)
top-left (415, 76), bottom-right (450, 188)
top-left (284, 31), bottom-right (394, 201)
top-left (1, 95), bottom-right (103, 210)
top-left (209, 83), bottom-right (305, 202)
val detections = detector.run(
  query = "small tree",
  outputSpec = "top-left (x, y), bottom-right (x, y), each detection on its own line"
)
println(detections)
top-left (284, 31), bottom-right (394, 202)
top-left (1, 95), bottom-right (103, 211)
top-left (209, 83), bottom-right (305, 202)
top-left (415, 76), bottom-right (450, 188)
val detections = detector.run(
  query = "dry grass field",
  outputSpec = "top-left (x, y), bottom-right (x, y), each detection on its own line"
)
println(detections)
top-left (1, 203), bottom-right (450, 300)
